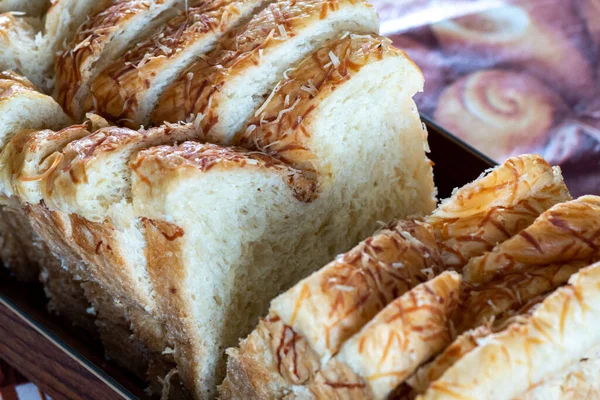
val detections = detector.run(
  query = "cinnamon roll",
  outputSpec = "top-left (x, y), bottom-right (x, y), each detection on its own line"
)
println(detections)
top-left (431, 2), bottom-right (595, 103)
top-left (434, 69), bottom-right (566, 162)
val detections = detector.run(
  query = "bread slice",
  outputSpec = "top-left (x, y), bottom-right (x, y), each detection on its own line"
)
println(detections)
top-left (309, 271), bottom-right (461, 400)
top-left (55, 0), bottom-right (183, 120)
top-left (90, 0), bottom-right (271, 128)
top-left (0, 15), bottom-right (46, 89)
top-left (152, 0), bottom-right (379, 142)
top-left (0, 0), bottom-right (49, 17)
top-left (0, 1), bottom-right (113, 91)
top-left (419, 260), bottom-right (600, 400)
top-left (516, 344), bottom-right (600, 399)
top-left (222, 154), bottom-right (570, 399)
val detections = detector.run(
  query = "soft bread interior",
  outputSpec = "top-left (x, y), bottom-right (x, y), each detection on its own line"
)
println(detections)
top-left (212, 5), bottom-right (379, 141)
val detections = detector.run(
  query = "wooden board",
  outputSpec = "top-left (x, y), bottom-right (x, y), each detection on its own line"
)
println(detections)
top-left (0, 119), bottom-right (495, 399)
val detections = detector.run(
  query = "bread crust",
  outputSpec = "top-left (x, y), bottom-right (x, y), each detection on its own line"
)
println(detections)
top-left (463, 196), bottom-right (600, 285)
top-left (90, 0), bottom-right (265, 127)
top-left (152, 0), bottom-right (377, 139)
top-left (420, 260), bottom-right (600, 400)
top-left (426, 155), bottom-right (570, 271)
top-left (311, 271), bottom-right (461, 400)
top-left (55, 0), bottom-right (180, 119)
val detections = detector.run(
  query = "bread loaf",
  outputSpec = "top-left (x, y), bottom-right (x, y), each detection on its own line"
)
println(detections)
top-left (221, 154), bottom-right (570, 399)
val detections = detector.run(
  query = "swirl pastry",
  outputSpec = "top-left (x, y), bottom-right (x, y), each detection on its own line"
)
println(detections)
top-left (434, 69), bottom-right (565, 162)
top-left (431, 2), bottom-right (595, 103)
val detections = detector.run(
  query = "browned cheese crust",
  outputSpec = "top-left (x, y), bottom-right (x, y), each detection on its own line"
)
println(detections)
top-left (55, 0), bottom-right (169, 117)
top-left (152, 0), bottom-right (371, 133)
top-left (234, 33), bottom-right (405, 176)
top-left (425, 155), bottom-right (570, 271)
top-left (131, 141), bottom-right (317, 202)
top-left (90, 0), bottom-right (258, 126)
top-left (463, 195), bottom-right (600, 285)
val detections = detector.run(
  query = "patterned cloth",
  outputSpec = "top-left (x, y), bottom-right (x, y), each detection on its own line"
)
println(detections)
top-left (4, 0), bottom-right (599, 398)
top-left (372, 0), bottom-right (600, 197)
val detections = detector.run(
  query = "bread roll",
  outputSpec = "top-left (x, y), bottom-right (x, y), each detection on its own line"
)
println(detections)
top-left (431, 2), bottom-right (595, 103)
top-left (55, 0), bottom-right (183, 120)
top-left (419, 260), bottom-right (600, 400)
top-left (152, 0), bottom-right (379, 142)
top-left (434, 70), bottom-right (566, 162)
top-left (90, 0), bottom-right (272, 128)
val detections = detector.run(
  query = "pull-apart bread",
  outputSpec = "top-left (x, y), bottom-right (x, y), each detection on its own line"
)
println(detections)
top-left (55, 0), bottom-right (187, 120)
top-left (0, 30), bottom-right (437, 398)
top-left (88, 0), bottom-right (277, 127)
top-left (221, 154), bottom-right (571, 399)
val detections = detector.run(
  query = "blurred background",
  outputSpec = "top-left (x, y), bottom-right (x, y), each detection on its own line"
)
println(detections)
top-left (372, 0), bottom-right (600, 197)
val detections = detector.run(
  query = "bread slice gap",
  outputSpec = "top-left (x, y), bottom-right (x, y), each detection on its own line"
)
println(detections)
top-left (152, 0), bottom-right (379, 142)
top-left (90, 0), bottom-right (272, 128)
top-left (55, 0), bottom-right (184, 120)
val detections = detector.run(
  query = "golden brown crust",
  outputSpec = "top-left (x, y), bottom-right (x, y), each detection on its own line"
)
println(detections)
top-left (55, 0), bottom-right (167, 117)
top-left (426, 155), bottom-right (570, 271)
top-left (271, 220), bottom-right (444, 360)
top-left (463, 196), bottom-right (600, 285)
top-left (90, 0), bottom-right (260, 126)
top-left (131, 141), bottom-right (318, 202)
top-left (152, 0), bottom-right (374, 133)
top-left (0, 69), bottom-right (39, 102)
top-left (234, 33), bottom-right (405, 175)
top-left (420, 261), bottom-right (600, 400)
top-left (315, 272), bottom-right (461, 400)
